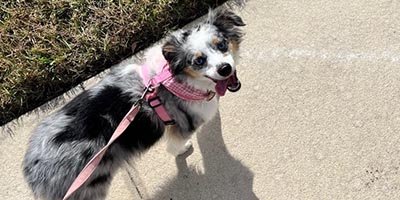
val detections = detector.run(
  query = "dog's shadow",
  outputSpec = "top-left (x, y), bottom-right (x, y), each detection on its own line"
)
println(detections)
top-left (149, 112), bottom-right (259, 200)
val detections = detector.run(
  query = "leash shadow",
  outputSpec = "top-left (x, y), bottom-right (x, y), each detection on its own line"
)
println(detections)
top-left (149, 112), bottom-right (259, 200)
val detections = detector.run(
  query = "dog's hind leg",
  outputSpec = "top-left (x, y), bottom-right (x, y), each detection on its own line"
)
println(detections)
top-left (165, 126), bottom-right (193, 156)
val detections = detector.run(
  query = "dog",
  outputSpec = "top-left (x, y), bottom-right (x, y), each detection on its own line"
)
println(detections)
top-left (23, 9), bottom-right (245, 200)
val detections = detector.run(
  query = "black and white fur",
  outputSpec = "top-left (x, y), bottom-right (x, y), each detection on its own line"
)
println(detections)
top-left (23, 9), bottom-right (245, 200)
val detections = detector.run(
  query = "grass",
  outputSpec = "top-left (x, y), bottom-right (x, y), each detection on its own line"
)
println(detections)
top-left (0, 0), bottom-right (229, 126)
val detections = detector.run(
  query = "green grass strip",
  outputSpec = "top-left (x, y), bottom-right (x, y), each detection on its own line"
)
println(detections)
top-left (0, 0), bottom-right (228, 125)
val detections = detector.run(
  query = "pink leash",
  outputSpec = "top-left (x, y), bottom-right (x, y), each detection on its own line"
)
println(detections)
top-left (63, 63), bottom-right (157, 199)
top-left (63, 59), bottom-right (219, 199)
top-left (62, 104), bottom-right (141, 200)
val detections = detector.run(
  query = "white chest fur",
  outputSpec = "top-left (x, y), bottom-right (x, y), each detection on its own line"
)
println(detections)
top-left (185, 97), bottom-right (219, 123)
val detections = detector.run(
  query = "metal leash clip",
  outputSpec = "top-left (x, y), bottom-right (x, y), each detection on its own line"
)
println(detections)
top-left (134, 86), bottom-right (151, 107)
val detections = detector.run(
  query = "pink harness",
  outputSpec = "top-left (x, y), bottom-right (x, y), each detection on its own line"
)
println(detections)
top-left (141, 59), bottom-right (216, 124)
top-left (62, 59), bottom-right (220, 200)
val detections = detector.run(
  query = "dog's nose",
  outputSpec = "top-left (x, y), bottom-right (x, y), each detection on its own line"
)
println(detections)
top-left (217, 64), bottom-right (232, 77)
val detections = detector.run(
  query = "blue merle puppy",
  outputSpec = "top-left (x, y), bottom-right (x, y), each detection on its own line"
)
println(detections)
top-left (23, 9), bottom-right (245, 200)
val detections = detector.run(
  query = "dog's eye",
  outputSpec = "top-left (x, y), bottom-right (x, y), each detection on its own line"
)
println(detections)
top-left (217, 40), bottom-right (228, 52)
top-left (194, 56), bottom-right (207, 66)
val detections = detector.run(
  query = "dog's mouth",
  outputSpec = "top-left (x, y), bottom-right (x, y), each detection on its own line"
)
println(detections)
top-left (208, 71), bottom-right (241, 96)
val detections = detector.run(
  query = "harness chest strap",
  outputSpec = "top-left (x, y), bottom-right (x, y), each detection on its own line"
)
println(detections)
top-left (145, 90), bottom-right (175, 125)
top-left (141, 62), bottom-right (175, 124)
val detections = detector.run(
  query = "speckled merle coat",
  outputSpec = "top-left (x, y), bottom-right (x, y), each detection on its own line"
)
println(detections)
top-left (23, 9), bottom-right (244, 200)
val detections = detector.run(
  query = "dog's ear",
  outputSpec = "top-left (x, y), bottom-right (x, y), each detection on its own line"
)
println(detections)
top-left (207, 9), bottom-right (245, 43)
top-left (162, 34), bottom-right (185, 74)
top-left (162, 39), bottom-right (178, 63)
top-left (211, 9), bottom-right (245, 27)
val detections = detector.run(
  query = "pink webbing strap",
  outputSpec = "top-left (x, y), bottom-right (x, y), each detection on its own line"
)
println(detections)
top-left (163, 79), bottom-right (215, 101)
top-left (149, 64), bottom-right (215, 101)
top-left (141, 62), bottom-right (174, 124)
top-left (146, 91), bottom-right (174, 124)
top-left (62, 105), bottom-right (141, 200)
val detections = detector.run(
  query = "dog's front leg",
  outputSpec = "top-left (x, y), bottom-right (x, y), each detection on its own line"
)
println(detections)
top-left (165, 126), bottom-right (193, 156)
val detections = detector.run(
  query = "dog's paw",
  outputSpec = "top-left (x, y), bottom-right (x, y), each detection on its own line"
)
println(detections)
top-left (167, 140), bottom-right (193, 157)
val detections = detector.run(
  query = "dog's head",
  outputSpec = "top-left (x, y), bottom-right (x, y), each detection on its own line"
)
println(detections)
top-left (162, 9), bottom-right (245, 91)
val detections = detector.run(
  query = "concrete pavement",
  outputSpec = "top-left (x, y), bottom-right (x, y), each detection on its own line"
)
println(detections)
top-left (2, 0), bottom-right (400, 199)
